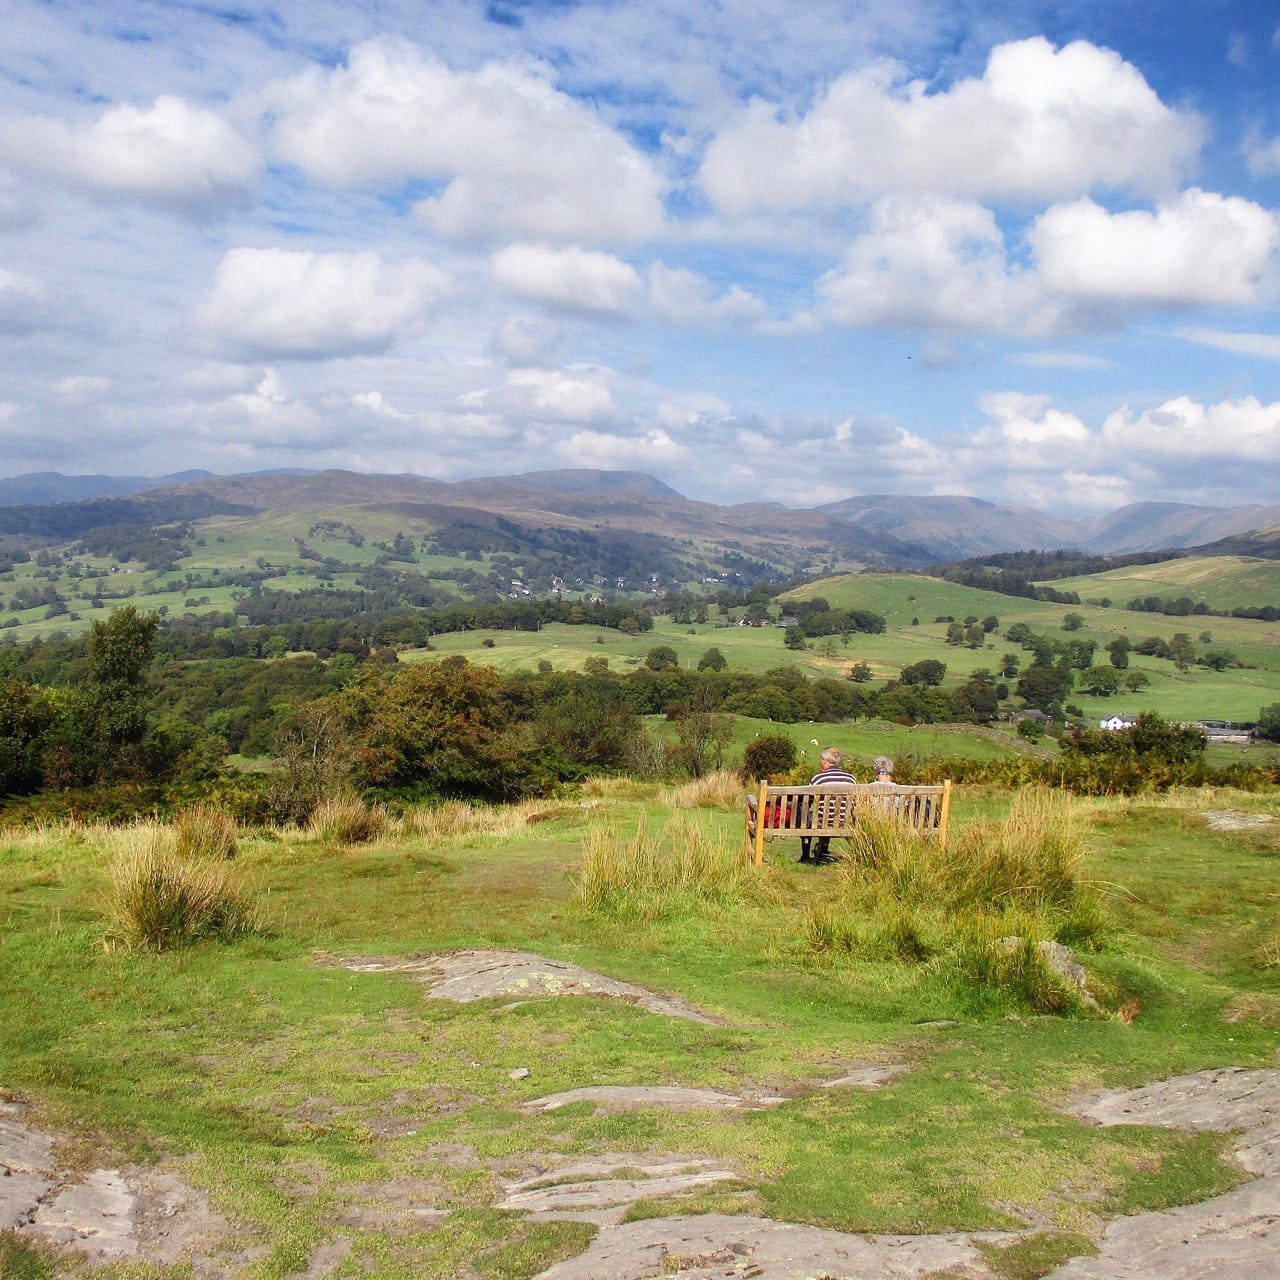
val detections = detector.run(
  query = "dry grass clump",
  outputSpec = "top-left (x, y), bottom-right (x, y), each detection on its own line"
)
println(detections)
top-left (578, 774), bottom-right (659, 801)
top-left (401, 799), bottom-right (547, 842)
top-left (576, 812), bottom-right (768, 917)
top-left (664, 770), bottom-right (744, 811)
top-left (107, 829), bottom-right (259, 951)
top-left (173, 803), bottom-right (237, 861)
top-left (308, 793), bottom-right (389, 845)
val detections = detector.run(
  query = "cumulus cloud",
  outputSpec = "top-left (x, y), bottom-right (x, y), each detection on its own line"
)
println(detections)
top-left (701, 37), bottom-right (1202, 214)
top-left (1102, 395), bottom-right (1280, 461)
top-left (647, 263), bottom-right (766, 326)
top-left (976, 391), bottom-right (1090, 446)
top-left (195, 248), bottom-right (449, 360)
top-left (0, 95), bottom-right (258, 214)
top-left (555, 426), bottom-right (689, 470)
top-left (489, 315), bottom-right (563, 367)
top-left (468, 366), bottom-right (616, 423)
top-left (817, 196), bottom-right (1044, 332)
top-left (1030, 190), bottom-right (1279, 306)
top-left (491, 244), bottom-right (642, 316)
top-left (264, 36), bottom-right (666, 242)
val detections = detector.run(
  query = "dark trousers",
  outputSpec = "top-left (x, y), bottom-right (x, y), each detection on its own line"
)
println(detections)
top-left (799, 837), bottom-right (832, 861)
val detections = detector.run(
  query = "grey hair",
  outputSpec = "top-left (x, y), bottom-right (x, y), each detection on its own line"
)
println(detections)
top-left (873, 756), bottom-right (894, 774)
top-left (820, 746), bottom-right (842, 766)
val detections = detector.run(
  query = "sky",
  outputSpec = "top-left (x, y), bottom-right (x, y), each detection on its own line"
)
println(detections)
top-left (1, 0), bottom-right (1278, 516)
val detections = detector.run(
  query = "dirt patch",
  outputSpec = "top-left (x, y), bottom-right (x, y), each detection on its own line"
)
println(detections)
top-left (330, 948), bottom-right (723, 1023)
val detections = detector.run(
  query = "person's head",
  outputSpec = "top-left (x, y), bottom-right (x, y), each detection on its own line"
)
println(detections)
top-left (873, 755), bottom-right (894, 778)
top-left (820, 747), bottom-right (842, 769)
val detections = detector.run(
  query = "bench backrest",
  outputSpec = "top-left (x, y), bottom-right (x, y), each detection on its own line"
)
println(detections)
top-left (749, 780), bottom-right (951, 865)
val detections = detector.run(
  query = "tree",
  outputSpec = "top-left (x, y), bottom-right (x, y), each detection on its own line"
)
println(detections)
top-left (0, 675), bottom-right (54, 797)
top-left (999, 652), bottom-right (1021, 679)
top-left (644, 645), bottom-right (679, 670)
top-left (783, 625), bottom-right (807, 651)
top-left (1061, 612), bottom-right (1085, 631)
top-left (1077, 665), bottom-right (1121, 697)
top-left (1257, 703), bottom-right (1280, 743)
top-left (847, 661), bottom-right (874, 683)
top-left (1017, 665), bottom-right (1072, 711)
top-left (1106, 636), bottom-right (1131, 669)
top-left (696, 646), bottom-right (728, 672)
top-left (1123, 670), bottom-right (1150, 693)
top-left (900, 659), bottom-right (947, 687)
top-left (668, 687), bottom-right (732, 778)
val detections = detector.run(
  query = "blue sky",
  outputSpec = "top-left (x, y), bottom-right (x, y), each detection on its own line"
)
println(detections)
top-left (0, 0), bottom-right (1277, 515)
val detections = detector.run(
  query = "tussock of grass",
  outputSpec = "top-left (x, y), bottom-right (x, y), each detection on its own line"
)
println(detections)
top-left (107, 831), bottom-right (260, 951)
top-left (577, 774), bottom-right (658, 801)
top-left (808, 790), bottom-right (1107, 1012)
top-left (663, 770), bottom-right (744, 810)
top-left (308, 794), bottom-right (389, 844)
top-left (173, 802), bottom-right (238, 860)
top-left (575, 812), bottom-right (769, 917)
top-left (401, 798), bottom-right (548, 842)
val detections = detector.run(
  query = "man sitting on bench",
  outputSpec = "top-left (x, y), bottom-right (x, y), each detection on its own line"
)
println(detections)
top-left (799, 746), bottom-right (856, 865)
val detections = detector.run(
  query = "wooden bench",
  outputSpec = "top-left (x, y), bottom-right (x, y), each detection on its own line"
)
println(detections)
top-left (745, 780), bottom-right (952, 866)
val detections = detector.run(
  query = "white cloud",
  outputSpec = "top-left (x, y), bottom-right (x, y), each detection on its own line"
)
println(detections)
top-left (0, 268), bottom-right (46, 333)
top-left (1031, 190), bottom-right (1279, 306)
top-left (469, 366), bottom-right (616, 423)
top-left (817, 196), bottom-right (1044, 333)
top-left (1102, 395), bottom-right (1280, 461)
top-left (1013, 351), bottom-right (1112, 370)
top-left (491, 244), bottom-right (642, 316)
top-left (1177, 328), bottom-right (1280, 360)
top-left (701, 37), bottom-right (1202, 214)
top-left (0, 95), bottom-right (258, 214)
top-left (556, 426), bottom-right (689, 470)
top-left (977, 391), bottom-right (1090, 446)
top-left (1245, 132), bottom-right (1280, 178)
top-left (350, 390), bottom-right (410, 421)
top-left (647, 263), bottom-right (765, 326)
top-left (195, 248), bottom-right (449, 360)
top-left (489, 315), bottom-right (563, 367)
top-left (51, 375), bottom-right (110, 400)
top-left (265, 36), bottom-right (666, 242)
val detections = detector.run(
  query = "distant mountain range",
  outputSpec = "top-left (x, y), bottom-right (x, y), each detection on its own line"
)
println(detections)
top-left (1, 468), bottom-right (1278, 566)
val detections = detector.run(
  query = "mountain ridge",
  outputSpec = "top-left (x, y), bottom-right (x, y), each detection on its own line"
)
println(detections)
top-left (2, 468), bottom-right (1278, 562)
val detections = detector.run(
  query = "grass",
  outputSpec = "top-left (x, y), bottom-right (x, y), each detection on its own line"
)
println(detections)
top-left (105, 827), bottom-right (260, 950)
top-left (1, 783), bottom-right (1278, 1277)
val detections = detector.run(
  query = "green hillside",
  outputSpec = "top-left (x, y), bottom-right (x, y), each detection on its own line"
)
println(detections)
top-left (1045, 555), bottom-right (1280, 612)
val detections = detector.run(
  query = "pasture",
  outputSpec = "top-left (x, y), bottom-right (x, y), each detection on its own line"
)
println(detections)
top-left (2, 781), bottom-right (1278, 1278)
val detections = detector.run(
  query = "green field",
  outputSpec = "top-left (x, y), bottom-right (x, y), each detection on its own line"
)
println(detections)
top-left (1047, 556), bottom-right (1280, 613)
top-left (2, 780), bottom-right (1278, 1278)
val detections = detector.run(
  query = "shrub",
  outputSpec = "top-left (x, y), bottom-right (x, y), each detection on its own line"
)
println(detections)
top-left (741, 733), bottom-right (798, 783)
top-left (173, 803), bottom-right (238, 860)
top-left (108, 834), bottom-right (258, 951)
